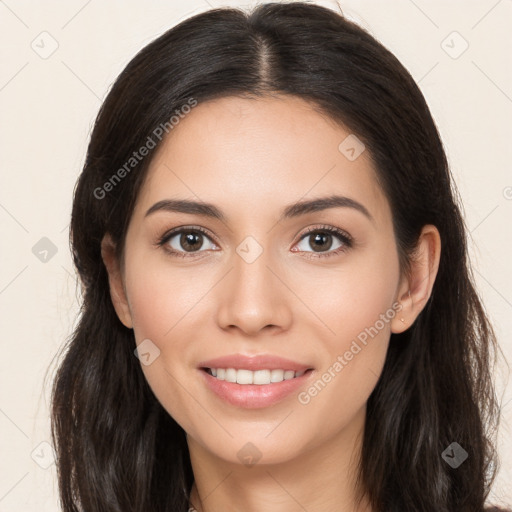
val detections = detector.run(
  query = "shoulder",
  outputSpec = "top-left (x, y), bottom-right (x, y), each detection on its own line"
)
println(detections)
top-left (485, 507), bottom-right (512, 512)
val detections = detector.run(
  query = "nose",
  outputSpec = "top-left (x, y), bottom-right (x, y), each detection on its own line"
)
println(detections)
top-left (215, 246), bottom-right (293, 336)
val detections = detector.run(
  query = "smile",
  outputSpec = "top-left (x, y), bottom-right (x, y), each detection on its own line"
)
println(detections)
top-left (199, 367), bottom-right (314, 409)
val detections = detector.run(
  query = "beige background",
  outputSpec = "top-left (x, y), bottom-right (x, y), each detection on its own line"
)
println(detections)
top-left (0, 0), bottom-right (511, 509)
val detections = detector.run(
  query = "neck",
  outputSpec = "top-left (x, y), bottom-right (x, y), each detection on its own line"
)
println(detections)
top-left (187, 405), bottom-right (372, 512)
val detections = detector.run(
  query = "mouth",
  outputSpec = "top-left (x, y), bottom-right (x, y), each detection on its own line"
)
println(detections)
top-left (198, 366), bottom-right (315, 409)
top-left (196, 354), bottom-right (315, 408)
top-left (201, 367), bottom-right (313, 385)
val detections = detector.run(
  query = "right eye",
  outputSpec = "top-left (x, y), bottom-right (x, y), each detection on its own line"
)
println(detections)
top-left (157, 226), bottom-right (218, 258)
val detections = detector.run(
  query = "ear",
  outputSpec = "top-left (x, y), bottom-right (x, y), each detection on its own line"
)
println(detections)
top-left (391, 224), bottom-right (441, 333)
top-left (101, 233), bottom-right (133, 329)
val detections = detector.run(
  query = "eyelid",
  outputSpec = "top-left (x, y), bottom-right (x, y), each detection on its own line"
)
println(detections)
top-left (297, 224), bottom-right (352, 244)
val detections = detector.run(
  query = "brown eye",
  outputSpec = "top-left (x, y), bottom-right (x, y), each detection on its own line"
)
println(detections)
top-left (158, 227), bottom-right (217, 256)
top-left (294, 225), bottom-right (353, 258)
top-left (304, 232), bottom-right (334, 252)
top-left (176, 231), bottom-right (204, 252)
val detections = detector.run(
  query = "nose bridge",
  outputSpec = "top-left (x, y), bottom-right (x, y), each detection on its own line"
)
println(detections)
top-left (234, 245), bottom-right (273, 298)
top-left (216, 236), bottom-right (292, 334)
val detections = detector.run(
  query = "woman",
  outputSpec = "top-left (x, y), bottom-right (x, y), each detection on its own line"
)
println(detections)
top-left (51, 2), bottom-right (510, 511)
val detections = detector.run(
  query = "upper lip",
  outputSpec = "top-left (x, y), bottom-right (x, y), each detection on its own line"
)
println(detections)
top-left (198, 354), bottom-right (313, 372)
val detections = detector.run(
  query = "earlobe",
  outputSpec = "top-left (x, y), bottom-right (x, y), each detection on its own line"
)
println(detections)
top-left (391, 225), bottom-right (441, 333)
top-left (101, 234), bottom-right (133, 329)
top-left (391, 287), bottom-right (412, 334)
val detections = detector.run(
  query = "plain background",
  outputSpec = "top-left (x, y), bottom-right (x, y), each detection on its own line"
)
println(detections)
top-left (0, 0), bottom-right (511, 509)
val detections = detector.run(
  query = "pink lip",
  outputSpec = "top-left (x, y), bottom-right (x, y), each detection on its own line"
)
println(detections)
top-left (198, 367), bottom-right (314, 409)
top-left (197, 354), bottom-right (312, 372)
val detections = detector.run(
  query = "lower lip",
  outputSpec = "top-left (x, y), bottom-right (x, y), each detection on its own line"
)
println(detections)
top-left (199, 369), bottom-right (314, 409)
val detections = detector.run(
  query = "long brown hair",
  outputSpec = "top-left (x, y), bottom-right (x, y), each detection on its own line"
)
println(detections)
top-left (51, 3), bottom-right (508, 511)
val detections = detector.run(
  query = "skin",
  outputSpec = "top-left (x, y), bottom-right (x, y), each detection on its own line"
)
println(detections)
top-left (102, 95), bottom-right (441, 512)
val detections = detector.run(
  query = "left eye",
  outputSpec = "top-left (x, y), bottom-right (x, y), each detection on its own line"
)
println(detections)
top-left (294, 227), bottom-right (352, 255)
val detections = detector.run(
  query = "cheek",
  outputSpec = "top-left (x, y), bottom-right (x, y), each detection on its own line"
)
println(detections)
top-left (293, 248), bottom-right (399, 418)
top-left (125, 253), bottom-right (209, 347)
top-left (295, 245), bottom-right (399, 347)
top-left (124, 272), bottom-right (202, 434)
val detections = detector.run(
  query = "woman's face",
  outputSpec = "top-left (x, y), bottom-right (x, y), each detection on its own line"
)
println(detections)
top-left (112, 95), bottom-right (407, 465)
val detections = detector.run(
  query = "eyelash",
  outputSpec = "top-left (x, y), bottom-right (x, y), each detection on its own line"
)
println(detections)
top-left (156, 224), bottom-right (354, 260)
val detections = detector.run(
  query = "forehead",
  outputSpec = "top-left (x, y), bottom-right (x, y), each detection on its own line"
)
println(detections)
top-left (134, 95), bottom-right (390, 226)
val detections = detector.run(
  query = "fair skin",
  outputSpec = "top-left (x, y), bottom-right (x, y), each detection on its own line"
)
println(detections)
top-left (101, 95), bottom-right (441, 512)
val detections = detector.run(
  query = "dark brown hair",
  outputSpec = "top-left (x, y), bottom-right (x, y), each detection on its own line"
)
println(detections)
top-left (51, 2), bottom-right (509, 511)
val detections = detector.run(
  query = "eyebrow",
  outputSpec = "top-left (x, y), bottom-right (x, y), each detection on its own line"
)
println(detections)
top-left (145, 195), bottom-right (374, 224)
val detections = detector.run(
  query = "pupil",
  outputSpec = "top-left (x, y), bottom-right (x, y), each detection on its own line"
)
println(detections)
top-left (182, 232), bottom-right (202, 251)
top-left (311, 232), bottom-right (332, 252)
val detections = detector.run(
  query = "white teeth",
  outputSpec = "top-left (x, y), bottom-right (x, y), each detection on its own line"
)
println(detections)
top-left (254, 370), bottom-right (270, 385)
top-left (270, 369), bottom-right (284, 382)
top-left (236, 369), bottom-right (253, 385)
top-left (207, 367), bottom-right (307, 385)
top-left (225, 368), bottom-right (237, 383)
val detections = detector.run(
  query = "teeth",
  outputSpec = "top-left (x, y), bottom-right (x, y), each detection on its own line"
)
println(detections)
top-left (225, 368), bottom-right (237, 383)
top-left (237, 369), bottom-right (253, 384)
top-left (207, 368), bottom-right (307, 385)
top-left (271, 369), bottom-right (284, 383)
